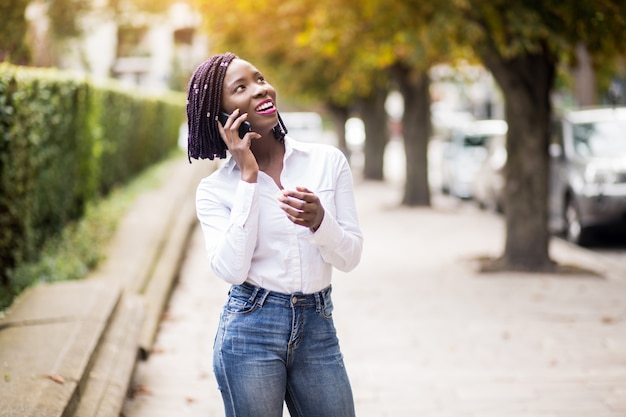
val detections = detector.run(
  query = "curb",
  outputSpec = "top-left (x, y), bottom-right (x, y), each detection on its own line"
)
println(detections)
top-left (0, 156), bottom-right (214, 417)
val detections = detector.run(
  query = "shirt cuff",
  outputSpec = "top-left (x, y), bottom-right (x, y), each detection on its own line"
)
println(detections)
top-left (307, 211), bottom-right (343, 248)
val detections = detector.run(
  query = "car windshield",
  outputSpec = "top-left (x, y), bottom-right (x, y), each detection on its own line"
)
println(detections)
top-left (572, 120), bottom-right (626, 157)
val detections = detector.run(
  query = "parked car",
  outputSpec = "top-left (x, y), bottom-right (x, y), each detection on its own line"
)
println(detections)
top-left (280, 111), bottom-right (334, 145)
top-left (548, 106), bottom-right (626, 245)
top-left (428, 108), bottom-right (474, 192)
top-left (473, 133), bottom-right (507, 212)
top-left (440, 119), bottom-right (508, 199)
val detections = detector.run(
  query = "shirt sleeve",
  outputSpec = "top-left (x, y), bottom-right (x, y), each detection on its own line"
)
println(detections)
top-left (196, 179), bottom-right (259, 284)
top-left (307, 155), bottom-right (363, 272)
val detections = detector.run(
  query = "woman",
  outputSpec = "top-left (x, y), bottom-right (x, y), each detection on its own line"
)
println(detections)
top-left (187, 52), bottom-right (363, 417)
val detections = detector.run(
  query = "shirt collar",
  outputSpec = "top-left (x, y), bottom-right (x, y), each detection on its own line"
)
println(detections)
top-left (224, 136), bottom-right (307, 174)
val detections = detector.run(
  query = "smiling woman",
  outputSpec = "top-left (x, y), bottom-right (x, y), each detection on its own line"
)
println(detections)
top-left (185, 53), bottom-right (363, 417)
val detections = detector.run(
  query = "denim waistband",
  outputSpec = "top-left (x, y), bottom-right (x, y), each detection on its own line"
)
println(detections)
top-left (230, 282), bottom-right (332, 309)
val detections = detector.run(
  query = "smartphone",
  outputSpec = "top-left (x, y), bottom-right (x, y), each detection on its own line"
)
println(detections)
top-left (218, 111), bottom-right (252, 139)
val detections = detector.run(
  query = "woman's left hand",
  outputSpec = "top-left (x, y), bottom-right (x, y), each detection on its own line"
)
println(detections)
top-left (278, 186), bottom-right (325, 232)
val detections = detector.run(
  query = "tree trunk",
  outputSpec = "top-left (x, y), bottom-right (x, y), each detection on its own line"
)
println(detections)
top-left (393, 64), bottom-right (432, 206)
top-left (359, 85), bottom-right (389, 180)
top-left (326, 102), bottom-right (349, 156)
top-left (0, 0), bottom-right (31, 64)
top-left (480, 44), bottom-right (556, 271)
top-left (573, 43), bottom-right (596, 106)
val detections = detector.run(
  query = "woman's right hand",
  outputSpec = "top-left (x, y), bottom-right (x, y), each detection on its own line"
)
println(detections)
top-left (217, 109), bottom-right (261, 183)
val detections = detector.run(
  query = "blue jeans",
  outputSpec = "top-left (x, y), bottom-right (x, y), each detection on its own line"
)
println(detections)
top-left (213, 282), bottom-right (356, 417)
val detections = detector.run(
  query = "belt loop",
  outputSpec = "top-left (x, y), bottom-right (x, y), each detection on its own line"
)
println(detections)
top-left (248, 286), bottom-right (259, 305)
top-left (314, 291), bottom-right (322, 312)
top-left (256, 287), bottom-right (270, 306)
top-left (322, 285), bottom-right (332, 309)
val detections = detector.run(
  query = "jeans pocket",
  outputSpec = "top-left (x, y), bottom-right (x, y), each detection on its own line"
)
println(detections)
top-left (224, 295), bottom-right (258, 315)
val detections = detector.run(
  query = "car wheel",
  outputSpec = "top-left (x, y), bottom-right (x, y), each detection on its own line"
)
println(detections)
top-left (564, 198), bottom-right (588, 245)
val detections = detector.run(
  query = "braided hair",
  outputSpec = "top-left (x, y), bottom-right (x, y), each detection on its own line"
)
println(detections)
top-left (186, 53), bottom-right (288, 162)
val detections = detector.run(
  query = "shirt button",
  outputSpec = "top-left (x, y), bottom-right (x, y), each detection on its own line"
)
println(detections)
top-left (292, 296), bottom-right (298, 305)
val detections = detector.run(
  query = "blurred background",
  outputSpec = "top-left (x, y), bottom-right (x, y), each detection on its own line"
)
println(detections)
top-left (1, 0), bottom-right (626, 306)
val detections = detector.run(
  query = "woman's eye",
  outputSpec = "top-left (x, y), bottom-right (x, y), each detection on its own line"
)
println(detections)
top-left (235, 85), bottom-right (245, 92)
top-left (258, 76), bottom-right (266, 83)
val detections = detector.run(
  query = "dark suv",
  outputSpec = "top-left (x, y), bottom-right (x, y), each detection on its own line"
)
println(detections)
top-left (549, 107), bottom-right (626, 244)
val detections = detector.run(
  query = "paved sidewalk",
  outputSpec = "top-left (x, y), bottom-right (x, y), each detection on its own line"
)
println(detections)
top-left (122, 180), bottom-right (626, 417)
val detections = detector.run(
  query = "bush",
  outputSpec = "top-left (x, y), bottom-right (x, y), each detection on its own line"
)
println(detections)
top-left (0, 64), bottom-right (185, 307)
top-left (0, 152), bottom-right (181, 311)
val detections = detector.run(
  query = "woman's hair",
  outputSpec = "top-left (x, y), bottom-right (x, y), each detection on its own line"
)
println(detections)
top-left (186, 53), bottom-right (288, 162)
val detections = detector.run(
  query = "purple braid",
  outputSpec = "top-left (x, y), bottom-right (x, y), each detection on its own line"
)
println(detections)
top-left (186, 53), bottom-right (236, 161)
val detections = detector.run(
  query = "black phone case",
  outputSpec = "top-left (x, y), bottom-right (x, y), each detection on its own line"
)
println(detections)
top-left (218, 111), bottom-right (252, 139)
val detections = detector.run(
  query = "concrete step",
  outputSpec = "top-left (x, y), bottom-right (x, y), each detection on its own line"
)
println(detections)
top-left (0, 280), bottom-right (122, 417)
top-left (72, 292), bottom-right (144, 417)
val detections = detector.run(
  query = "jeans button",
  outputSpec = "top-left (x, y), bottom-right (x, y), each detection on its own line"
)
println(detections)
top-left (291, 296), bottom-right (298, 305)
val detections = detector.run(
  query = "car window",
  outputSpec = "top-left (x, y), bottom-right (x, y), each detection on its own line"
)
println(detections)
top-left (463, 134), bottom-right (489, 147)
top-left (572, 120), bottom-right (626, 157)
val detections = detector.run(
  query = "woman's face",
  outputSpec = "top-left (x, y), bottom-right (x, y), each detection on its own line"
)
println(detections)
top-left (222, 59), bottom-right (278, 133)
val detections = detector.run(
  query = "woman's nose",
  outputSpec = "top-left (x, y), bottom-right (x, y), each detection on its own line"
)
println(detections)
top-left (252, 84), bottom-right (268, 97)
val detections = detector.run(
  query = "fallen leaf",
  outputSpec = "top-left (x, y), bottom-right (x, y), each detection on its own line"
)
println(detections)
top-left (129, 384), bottom-right (153, 398)
top-left (43, 374), bottom-right (65, 384)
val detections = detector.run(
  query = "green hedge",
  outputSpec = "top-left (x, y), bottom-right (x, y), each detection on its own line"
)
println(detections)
top-left (0, 64), bottom-right (185, 303)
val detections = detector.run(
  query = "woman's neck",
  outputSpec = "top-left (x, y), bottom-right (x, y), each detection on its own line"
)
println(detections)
top-left (252, 133), bottom-right (284, 172)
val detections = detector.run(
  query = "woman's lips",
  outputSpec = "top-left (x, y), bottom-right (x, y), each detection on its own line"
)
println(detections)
top-left (255, 99), bottom-right (276, 114)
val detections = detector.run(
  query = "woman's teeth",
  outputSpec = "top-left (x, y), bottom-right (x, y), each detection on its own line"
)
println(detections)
top-left (256, 102), bottom-right (274, 112)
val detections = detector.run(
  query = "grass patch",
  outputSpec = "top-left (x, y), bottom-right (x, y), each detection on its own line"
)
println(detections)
top-left (0, 151), bottom-right (184, 312)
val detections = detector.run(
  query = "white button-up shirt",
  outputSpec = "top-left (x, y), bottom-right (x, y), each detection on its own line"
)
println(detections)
top-left (195, 136), bottom-right (363, 294)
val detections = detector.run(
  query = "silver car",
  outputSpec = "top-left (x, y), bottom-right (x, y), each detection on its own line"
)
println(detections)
top-left (440, 119), bottom-right (507, 199)
top-left (549, 107), bottom-right (626, 245)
